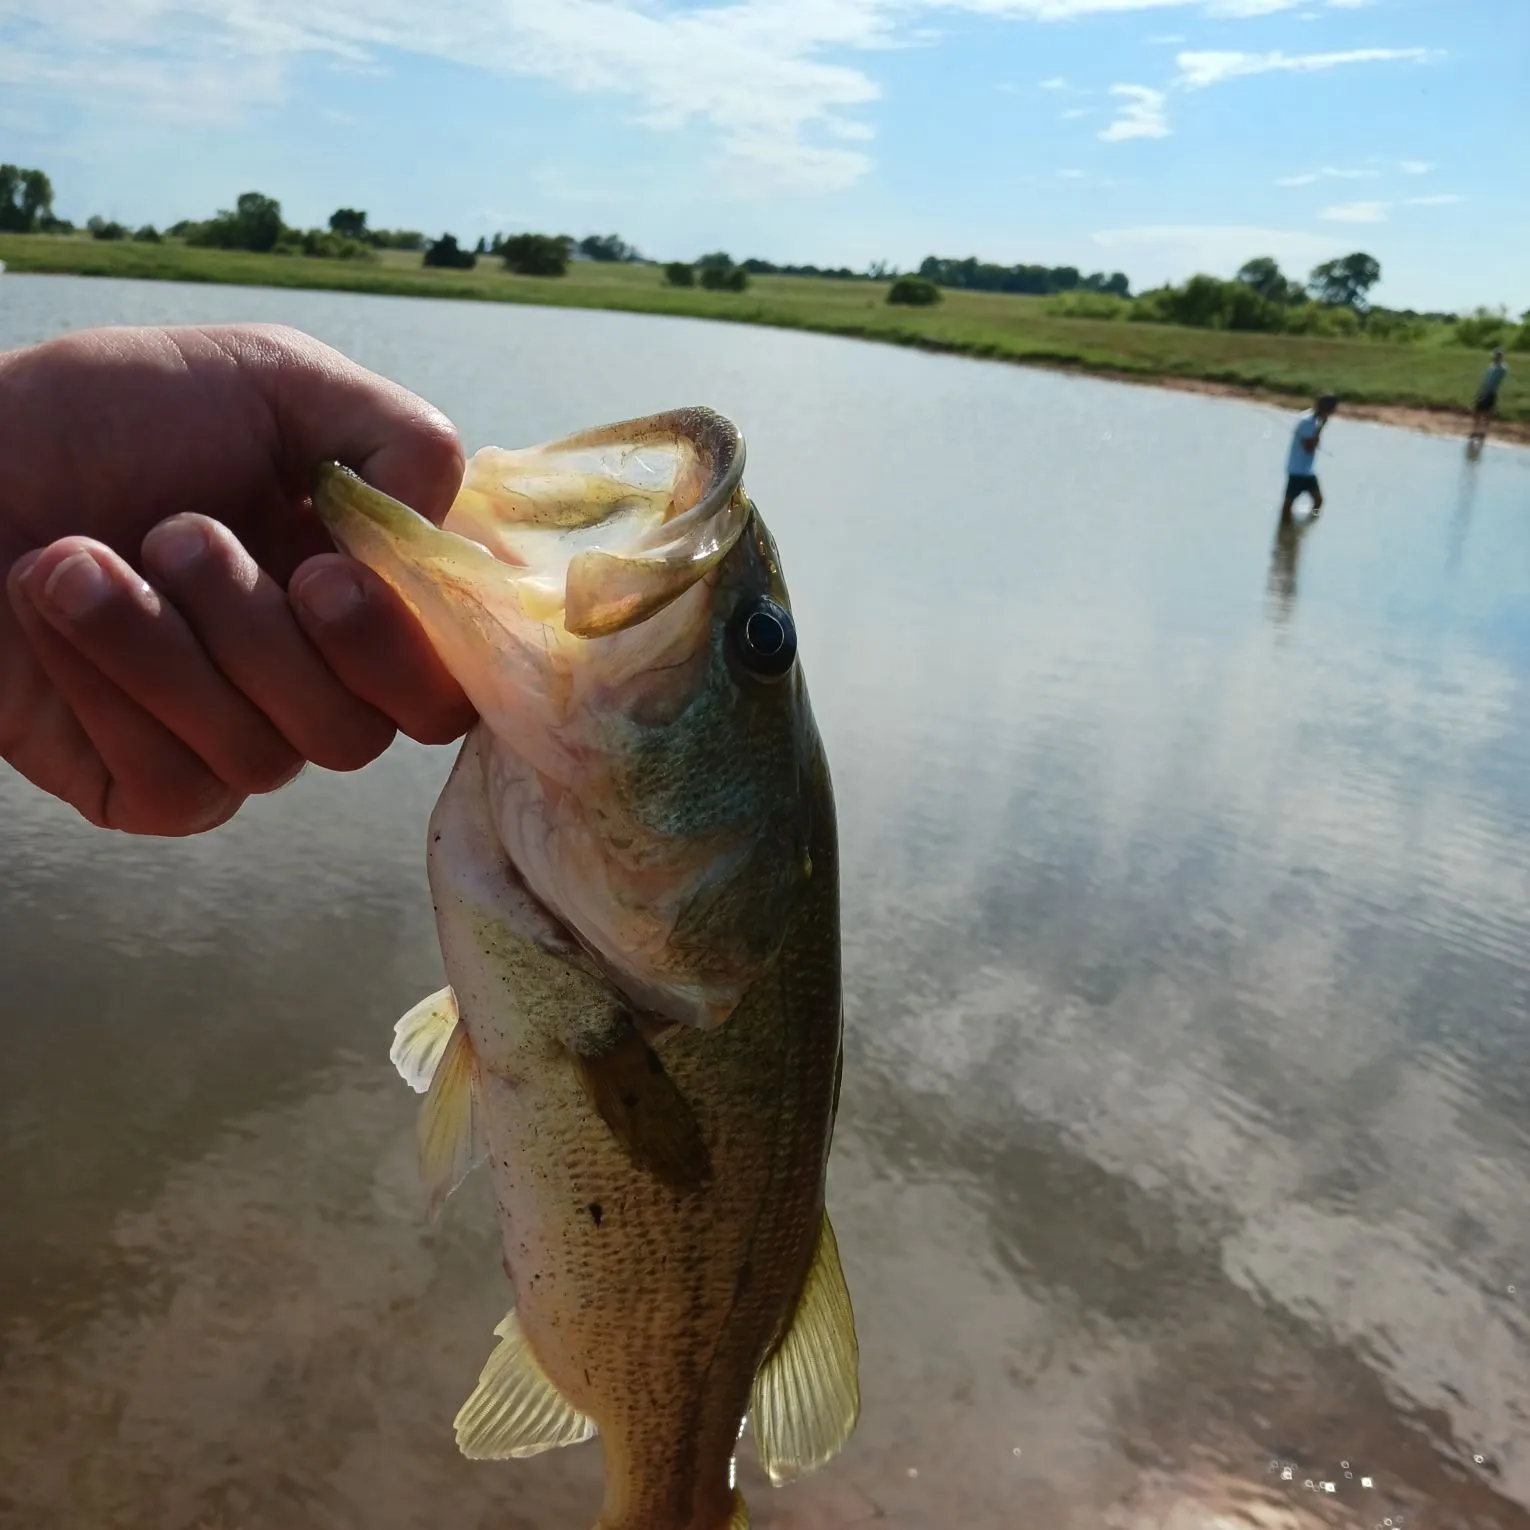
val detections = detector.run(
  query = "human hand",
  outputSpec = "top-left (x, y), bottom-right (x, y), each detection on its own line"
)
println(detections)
top-left (1, 323), bottom-right (476, 835)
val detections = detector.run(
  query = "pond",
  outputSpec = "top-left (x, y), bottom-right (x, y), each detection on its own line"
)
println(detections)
top-left (4, 273), bottom-right (1530, 1530)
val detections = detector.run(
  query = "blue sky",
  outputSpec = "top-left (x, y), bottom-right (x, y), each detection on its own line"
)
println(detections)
top-left (2, 0), bottom-right (1525, 312)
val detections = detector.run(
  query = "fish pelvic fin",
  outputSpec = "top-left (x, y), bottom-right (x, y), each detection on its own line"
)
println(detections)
top-left (455, 1309), bottom-right (598, 1460)
top-left (749, 1211), bottom-right (861, 1486)
top-left (418, 1016), bottom-right (486, 1220)
top-left (570, 1017), bottom-right (714, 1192)
top-left (390, 986), bottom-right (459, 1093)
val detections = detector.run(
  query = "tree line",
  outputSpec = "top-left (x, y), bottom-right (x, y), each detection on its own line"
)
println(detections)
top-left (917, 256), bottom-right (1131, 298)
top-left (7, 166), bottom-right (1522, 346)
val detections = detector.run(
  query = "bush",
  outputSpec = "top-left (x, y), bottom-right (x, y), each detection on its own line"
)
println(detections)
top-left (1454, 307), bottom-right (1512, 348)
top-left (296, 228), bottom-right (372, 260)
top-left (1363, 309), bottom-right (1427, 344)
top-left (87, 216), bottom-right (127, 241)
top-left (1127, 275), bottom-right (1281, 331)
top-left (699, 263), bottom-right (748, 292)
top-left (1510, 323), bottom-right (1530, 354)
top-left (501, 233), bottom-right (570, 277)
top-left (1044, 290), bottom-right (1127, 320)
top-left (371, 229), bottom-right (425, 251)
top-left (664, 261), bottom-right (695, 287)
top-left (423, 233), bottom-right (476, 270)
top-left (888, 275), bottom-right (941, 307)
top-left (132, 224), bottom-right (162, 243)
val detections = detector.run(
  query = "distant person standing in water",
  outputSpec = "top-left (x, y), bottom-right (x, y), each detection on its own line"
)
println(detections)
top-left (1281, 393), bottom-right (1338, 517)
top-left (1469, 348), bottom-right (1508, 443)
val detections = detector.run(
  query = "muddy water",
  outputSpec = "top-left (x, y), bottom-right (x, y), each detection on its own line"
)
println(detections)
top-left (4, 275), bottom-right (1530, 1529)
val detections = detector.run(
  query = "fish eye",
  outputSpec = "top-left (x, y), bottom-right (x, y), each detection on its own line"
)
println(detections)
top-left (729, 596), bottom-right (796, 681)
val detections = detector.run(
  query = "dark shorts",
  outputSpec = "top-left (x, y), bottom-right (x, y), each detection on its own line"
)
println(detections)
top-left (1475, 389), bottom-right (1499, 414)
top-left (1285, 474), bottom-right (1320, 500)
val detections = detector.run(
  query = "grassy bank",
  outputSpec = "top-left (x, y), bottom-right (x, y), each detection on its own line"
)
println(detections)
top-left (2, 234), bottom-right (1521, 427)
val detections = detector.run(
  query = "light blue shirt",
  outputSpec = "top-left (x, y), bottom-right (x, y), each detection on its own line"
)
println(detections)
top-left (1483, 360), bottom-right (1508, 392)
top-left (1286, 411), bottom-right (1323, 476)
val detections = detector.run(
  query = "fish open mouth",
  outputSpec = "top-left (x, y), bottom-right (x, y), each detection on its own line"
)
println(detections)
top-left (312, 406), bottom-right (751, 644)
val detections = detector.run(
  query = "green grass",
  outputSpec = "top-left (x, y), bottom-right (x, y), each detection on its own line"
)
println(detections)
top-left (2, 234), bottom-right (1520, 421)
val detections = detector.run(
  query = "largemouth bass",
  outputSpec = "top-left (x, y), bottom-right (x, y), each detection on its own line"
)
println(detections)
top-left (313, 409), bottom-right (857, 1530)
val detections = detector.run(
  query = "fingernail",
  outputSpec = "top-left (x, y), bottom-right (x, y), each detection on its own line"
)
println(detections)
top-left (296, 566), bottom-right (365, 623)
top-left (42, 551), bottom-right (111, 620)
top-left (146, 518), bottom-right (207, 575)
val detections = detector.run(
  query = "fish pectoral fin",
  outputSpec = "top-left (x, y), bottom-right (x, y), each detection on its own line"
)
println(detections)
top-left (727, 1488), bottom-right (750, 1529)
top-left (749, 1211), bottom-right (861, 1486)
top-left (454, 1309), bottom-right (597, 1460)
top-left (569, 1018), bottom-right (713, 1192)
top-left (390, 985), bottom-right (459, 1093)
top-left (419, 1017), bottom-right (486, 1219)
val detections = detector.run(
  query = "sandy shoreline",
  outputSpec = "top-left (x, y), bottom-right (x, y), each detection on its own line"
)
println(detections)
top-left (1049, 364), bottom-right (1530, 446)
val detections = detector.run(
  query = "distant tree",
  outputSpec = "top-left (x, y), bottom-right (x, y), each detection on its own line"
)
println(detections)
top-left (1308, 252), bottom-right (1381, 310)
top-left (578, 233), bottom-right (636, 263)
top-left (329, 208), bottom-right (369, 240)
top-left (502, 233), bottom-right (571, 276)
top-left (0, 164), bottom-right (55, 232)
top-left (474, 235), bottom-right (487, 255)
top-left (917, 254), bottom-right (1129, 298)
top-left (888, 275), bottom-right (940, 307)
top-left (696, 251), bottom-right (735, 274)
top-left (423, 233), bottom-right (477, 269)
top-left (187, 191), bottom-right (285, 252)
top-left (371, 229), bottom-right (425, 251)
top-left (1235, 256), bottom-right (1293, 304)
top-left (699, 261), bottom-right (748, 291)
top-left (133, 224), bottom-right (162, 243)
top-left (87, 216), bottom-right (128, 241)
top-left (867, 259), bottom-right (894, 280)
top-left (664, 261), bottom-right (695, 287)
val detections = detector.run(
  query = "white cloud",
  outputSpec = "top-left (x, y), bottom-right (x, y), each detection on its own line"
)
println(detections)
top-left (1062, 106), bottom-right (1092, 118)
top-left (1040, 75), bottom-right (1067, 89)
top-left (1400, 159), bottom-right (1434, 175)
top-left (1277, 164), bottom-right (1377, 185)
top-left (1406, 193), bottom-right (1465, 207)
top-left (1147, 32), bottom-right (1186, 42)
top-left (0, 0), bottom-right (1443, 195)
top-left (1059, 167), bottom-right (1085, 178)
top-left (1090, 223), bottom-right (1334, 286)
top-left (1175, 46), bottom-right (1438, 90)
top-left (1205, 0), bottom-right (1303, 14)
top-left (1099, 84), bottom-right (1170, 142)
top-left (1320, 200), bottom-right (1388, 223)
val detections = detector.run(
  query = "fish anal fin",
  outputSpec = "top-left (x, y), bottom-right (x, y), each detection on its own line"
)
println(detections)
top-left (390, 986), bottom-right (459, 1093)
top-left (570, 1018), bottom-right (713, 1192)
top-left (749, 1211), bottom-right (860, 1486)
top-left (419, 1018), bottom-right (486, 1219)
top-left (727, 1488), bottom-right (749, 1529)
top-left (455, 1309), bottom-right (597, 1460)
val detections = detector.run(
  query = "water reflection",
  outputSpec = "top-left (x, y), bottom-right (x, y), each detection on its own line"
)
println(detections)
top-left (1448, 449), bottom-right (1483, 574)
top-left (1266, 507), bottom-right (1322, 623)
top-left (5, 278), bottom-right (1530, 1529)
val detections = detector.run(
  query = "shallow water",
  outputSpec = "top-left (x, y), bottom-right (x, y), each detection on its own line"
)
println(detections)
top-left (4, 273), bottom-right (1530, 1530)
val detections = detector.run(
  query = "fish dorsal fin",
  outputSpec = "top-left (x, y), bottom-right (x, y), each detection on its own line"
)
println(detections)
top-left (418, 1017), bottom-right (485, 1219)
top-left (749, 1212), bottom-right (860, 1486)
top-left (455, 1309), bottom-right (598, 1460)
top-left (390, 986), bottom-right (459, 1093)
